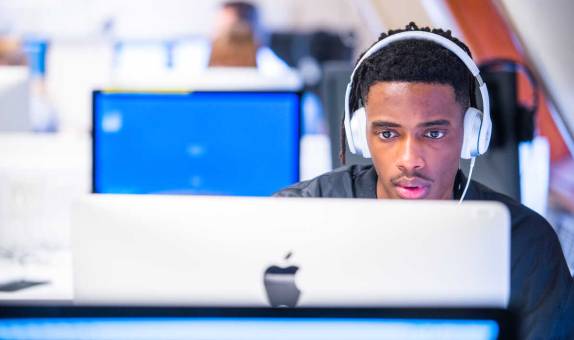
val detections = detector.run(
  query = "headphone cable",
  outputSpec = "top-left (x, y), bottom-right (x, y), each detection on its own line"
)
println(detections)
top-left (459, 157), bottom-right (476, 204)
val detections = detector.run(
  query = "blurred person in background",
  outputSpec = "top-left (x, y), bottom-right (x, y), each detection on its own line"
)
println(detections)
top-left (208, 1), bottom-right (289, 73)
top-left (208, 19), bottom-right (257, 67)
top-left (0, 36), bottom-right (26, 66)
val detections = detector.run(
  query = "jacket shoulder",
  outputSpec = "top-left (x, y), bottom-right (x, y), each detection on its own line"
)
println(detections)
top-left (471, 182), bottom-right (572, 338)
top-left (273, 165), bottom-right (372, 198)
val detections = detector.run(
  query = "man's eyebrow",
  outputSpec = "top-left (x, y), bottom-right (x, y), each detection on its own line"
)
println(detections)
top-left (371, 120), bottom-right (401, 128)
top-left (417, 119), bottom-right (451, 128)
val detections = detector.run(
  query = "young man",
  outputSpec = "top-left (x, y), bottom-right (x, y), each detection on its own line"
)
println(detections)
top-left (275, 23), bottom-right (572, 339)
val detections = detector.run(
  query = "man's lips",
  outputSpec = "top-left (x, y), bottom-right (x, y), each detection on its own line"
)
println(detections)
top-left (392, 178), bottom-right (431, 199)
top-left (395, 185), bottom-right (429, 199)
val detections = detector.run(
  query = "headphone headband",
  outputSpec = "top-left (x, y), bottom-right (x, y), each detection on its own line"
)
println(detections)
top-left (350, 31), bottom-right (480, 85)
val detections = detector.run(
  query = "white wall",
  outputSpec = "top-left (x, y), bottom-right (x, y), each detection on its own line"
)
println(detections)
top-left (0, 0), bottom-right (357, 39)
top-left (0, 0), bottom-right (443, 55)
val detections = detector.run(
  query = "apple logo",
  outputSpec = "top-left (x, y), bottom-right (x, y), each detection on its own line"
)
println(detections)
top-left (263, 251), bottom-right (301, 307)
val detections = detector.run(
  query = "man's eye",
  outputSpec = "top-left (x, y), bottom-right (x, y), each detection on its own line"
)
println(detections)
top-left (425, 130), bottom-right (446, 139)
top-left (378, 130), bottom-right (397, 140)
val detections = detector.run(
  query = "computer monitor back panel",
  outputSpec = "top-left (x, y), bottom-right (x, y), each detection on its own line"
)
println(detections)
top-left (92, 91), bottom-right (300, 196)
top-left (73, 195), bottom-right (511, 308)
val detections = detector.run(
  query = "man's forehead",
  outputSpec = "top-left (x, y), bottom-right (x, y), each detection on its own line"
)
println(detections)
top-left (365, 81), bottom-right (463, 119)
top-left (367, 81), bottom-right (456, 101)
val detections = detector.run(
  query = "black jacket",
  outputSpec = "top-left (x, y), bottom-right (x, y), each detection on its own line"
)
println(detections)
top-left (275, 164), bottom-right (573, 339)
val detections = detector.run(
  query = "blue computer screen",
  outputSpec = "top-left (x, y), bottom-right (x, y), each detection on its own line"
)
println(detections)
top-left (93, 91), bottom-right (300, 196)
top-left (0, 317), bottom-right (500, 340)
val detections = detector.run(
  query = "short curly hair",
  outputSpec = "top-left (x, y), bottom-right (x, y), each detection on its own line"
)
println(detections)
top-left (341, 22), bottom-right (475, 164)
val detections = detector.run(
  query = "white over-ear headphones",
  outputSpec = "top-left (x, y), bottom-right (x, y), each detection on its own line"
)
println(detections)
top-left (343, 31), bottom-right (492, 160)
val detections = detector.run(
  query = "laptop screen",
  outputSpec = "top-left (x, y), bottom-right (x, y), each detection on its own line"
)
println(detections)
top-left (0, 307), bottom-right (512, 340)
top-left (92, 91), bottom-right (300, 196)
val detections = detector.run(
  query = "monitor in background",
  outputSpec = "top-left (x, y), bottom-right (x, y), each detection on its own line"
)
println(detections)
top-left (92, 91), bottom-right (300, 196)
top-left (0, 66), bottom-right (30, 132)
top-left (0, 306), bottom-right (516, 340)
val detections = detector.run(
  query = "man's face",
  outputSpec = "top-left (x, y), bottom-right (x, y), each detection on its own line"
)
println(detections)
top-left (365, 81), bottom-right (464, 200)
top-left (213, 7), bottom-right (239, 39)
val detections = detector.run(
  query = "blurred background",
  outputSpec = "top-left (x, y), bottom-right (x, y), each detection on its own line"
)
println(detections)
top-left (0, 0), bottom-right (572, 297)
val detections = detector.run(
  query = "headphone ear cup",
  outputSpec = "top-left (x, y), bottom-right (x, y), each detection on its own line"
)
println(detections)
top-left (346, 108), bottom-right (360, 155)
top-left (349, 107), bottom-right (371, 158)
top-left (477, 109), bottom-right (492, 155)
top-left (461, 108), bottom-right (483, 159)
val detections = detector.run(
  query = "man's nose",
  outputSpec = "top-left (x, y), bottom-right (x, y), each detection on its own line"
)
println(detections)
top-left (396, 136), bottom-right (425, 174)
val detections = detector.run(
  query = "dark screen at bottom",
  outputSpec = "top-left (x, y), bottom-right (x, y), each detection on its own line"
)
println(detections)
top-left (0, 317), bottom-right (500, 340)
